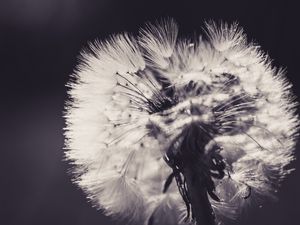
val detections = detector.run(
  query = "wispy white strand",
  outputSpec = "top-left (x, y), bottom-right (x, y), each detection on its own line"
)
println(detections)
top-left (139, 18), bottom-right (178, 69)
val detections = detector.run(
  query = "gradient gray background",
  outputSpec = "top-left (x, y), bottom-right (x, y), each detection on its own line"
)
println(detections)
top-left (1, 0), bottom-right (299, 225)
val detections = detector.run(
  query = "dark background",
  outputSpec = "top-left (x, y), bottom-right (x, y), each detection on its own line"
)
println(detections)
top-left (1, 0), bottom-right (299, 225)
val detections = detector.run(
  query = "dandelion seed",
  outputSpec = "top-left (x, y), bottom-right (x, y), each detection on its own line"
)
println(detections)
top-left (64, 19), bottom-right (299, 225)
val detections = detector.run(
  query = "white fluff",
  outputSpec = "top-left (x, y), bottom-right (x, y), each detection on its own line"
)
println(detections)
top-left (64, 19), bottom-right (299, 225)
top-left (80, 171), bottom-right (146, 223)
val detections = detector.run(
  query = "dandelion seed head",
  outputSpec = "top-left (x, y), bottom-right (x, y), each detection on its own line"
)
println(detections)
top-left (64, 19), bottom-right (299, 225)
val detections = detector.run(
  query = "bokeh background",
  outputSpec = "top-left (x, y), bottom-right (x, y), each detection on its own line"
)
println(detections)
top-left (1, 0), bottom-right (299, 225)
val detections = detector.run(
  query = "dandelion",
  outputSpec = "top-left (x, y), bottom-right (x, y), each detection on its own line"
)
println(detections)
top-left (64, 19), bottom-right (299, 225)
